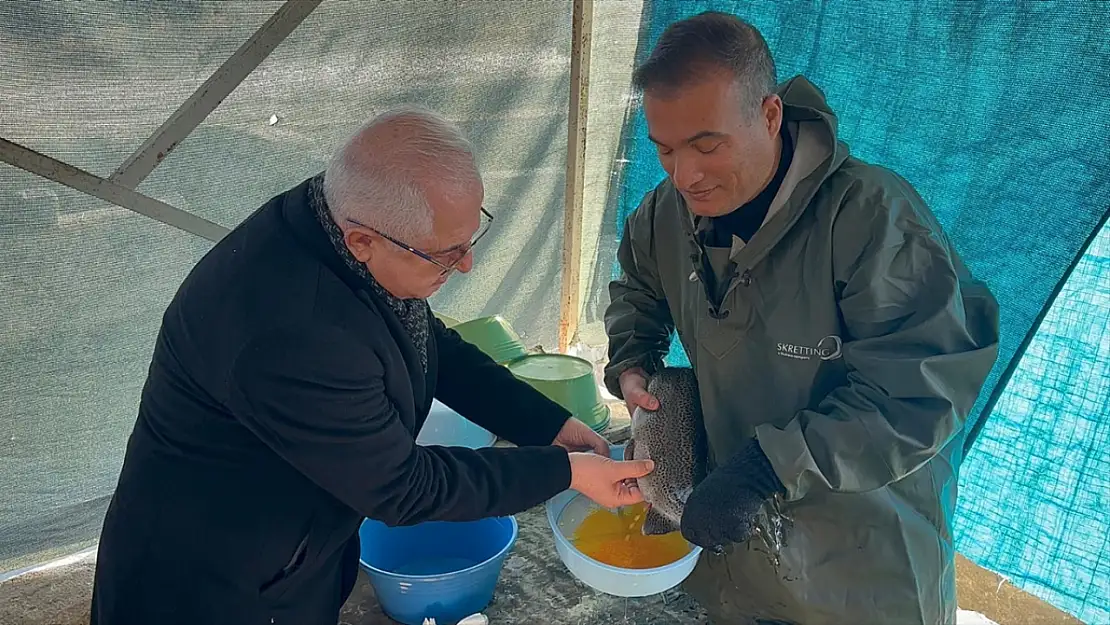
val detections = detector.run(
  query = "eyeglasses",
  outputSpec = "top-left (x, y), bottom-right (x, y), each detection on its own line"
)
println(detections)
top-left (346, 207), bottom-right (493, 275)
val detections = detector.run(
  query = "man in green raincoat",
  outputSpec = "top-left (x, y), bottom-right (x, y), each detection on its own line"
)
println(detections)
top-left (604, 12), bottom-right (1000, 625)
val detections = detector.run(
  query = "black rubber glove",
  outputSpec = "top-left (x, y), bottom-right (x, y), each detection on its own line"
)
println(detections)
top-left (680, 437), bottom-right (785, 551)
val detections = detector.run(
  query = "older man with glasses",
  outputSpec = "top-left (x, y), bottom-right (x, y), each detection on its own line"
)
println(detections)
top-left (90, 106), bottom-right (654, 625)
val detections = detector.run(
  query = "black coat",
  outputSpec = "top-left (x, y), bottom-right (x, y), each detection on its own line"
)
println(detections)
top-left (90, 178), bottom-right (573, 625)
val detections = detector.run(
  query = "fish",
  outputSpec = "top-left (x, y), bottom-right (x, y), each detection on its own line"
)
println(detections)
top-left (624, 366), bottom-right (709, 536)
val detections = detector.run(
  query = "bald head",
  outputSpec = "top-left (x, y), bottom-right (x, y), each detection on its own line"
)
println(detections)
top-left (323, 106), bottom-right (481, 243)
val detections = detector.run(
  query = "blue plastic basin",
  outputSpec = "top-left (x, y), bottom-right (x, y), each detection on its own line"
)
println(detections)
top-left (416, 399), bottom-right (496, 449)
top-left (358, 516), bottom-right (517, 625)
top-left (545, 443), bottom-right (703, 597)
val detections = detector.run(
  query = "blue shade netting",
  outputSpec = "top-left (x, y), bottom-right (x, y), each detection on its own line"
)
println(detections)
top-left (604, 2), bottom-right (1110, 622)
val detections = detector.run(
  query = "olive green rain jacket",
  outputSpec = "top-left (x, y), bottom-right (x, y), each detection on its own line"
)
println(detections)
top-left (604, 76), bottom-right (1001, 625)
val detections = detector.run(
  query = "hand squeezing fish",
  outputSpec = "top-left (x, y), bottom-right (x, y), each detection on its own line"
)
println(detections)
top-left (624, 366), bottom-right (709, 536)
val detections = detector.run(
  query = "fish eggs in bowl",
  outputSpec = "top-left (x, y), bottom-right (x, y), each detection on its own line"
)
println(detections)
top-left (545, 443), bottom-right (703, 597)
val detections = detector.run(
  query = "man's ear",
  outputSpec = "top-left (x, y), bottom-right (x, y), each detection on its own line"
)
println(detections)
top-left (345, 229), bottom-right (375, 263)
top-left (762, 94), bottom-right (783, 137)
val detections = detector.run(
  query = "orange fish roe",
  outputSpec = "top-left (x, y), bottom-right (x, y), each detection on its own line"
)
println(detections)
top-left (570, 501), bottom-right (691, 569)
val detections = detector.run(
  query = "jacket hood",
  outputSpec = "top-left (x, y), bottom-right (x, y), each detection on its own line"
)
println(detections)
top-left (777, 74), bottom-right (850, 183)
top-left (779, 76), bottom-right (838, 135)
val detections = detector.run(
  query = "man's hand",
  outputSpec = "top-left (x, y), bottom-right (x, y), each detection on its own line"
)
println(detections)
top-left (680, 438), bottom-right (785, 551)
top-left (618, 367), bottom-right (659, 415)
top-left (568, 452), bottom-right (654, 508)
top-left (553, 417), bottom-right (610, 456)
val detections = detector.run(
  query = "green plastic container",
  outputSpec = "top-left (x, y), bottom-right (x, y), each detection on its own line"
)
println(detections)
top-left (507, 353), bottom-right (611, 433)
top-left (451, 315), bottom-right (529, 364)
top-left (433, 311), bottom-right (461, 328)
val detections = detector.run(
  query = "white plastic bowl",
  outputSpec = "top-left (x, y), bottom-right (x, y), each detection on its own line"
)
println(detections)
top-left (416, 400), bottom-right (496, 449)
top-left (544, 443), bottom-right (702, 597)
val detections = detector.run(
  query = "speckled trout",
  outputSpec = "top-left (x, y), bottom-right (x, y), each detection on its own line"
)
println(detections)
top-left (624, 366), bottom-right (709, 535)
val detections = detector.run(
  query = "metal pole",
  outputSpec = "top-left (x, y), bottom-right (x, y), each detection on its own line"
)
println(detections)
top-left (558, 0), bottom-right (594, 353)
top-left (1, 138), bottom-right (230, 242)
top-left (108, 0), bottom-right (324, 188)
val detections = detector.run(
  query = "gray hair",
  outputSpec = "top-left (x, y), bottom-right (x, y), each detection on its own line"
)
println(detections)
top-left (323, 105), bottom-right (479, 242)
top-left (632, 12), bottom-right (777, 120)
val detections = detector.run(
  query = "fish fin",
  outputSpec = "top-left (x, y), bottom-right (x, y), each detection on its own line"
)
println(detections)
top-left (675, 485), bottom-right (694, 506)
top-left (642, 507), bottom-right (680, 536)
top-left (624, 438), bottom-right (635, 461)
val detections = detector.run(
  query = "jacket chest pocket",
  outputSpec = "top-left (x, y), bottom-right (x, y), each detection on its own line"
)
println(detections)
top-left (696, 311), bottom-right (741, 360)
top-left (693, 281), bottom-right (761, 361)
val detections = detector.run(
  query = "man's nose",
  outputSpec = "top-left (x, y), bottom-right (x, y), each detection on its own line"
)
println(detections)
top-left (671, 154), bottom-right (705, 189)
top-left (454, 251), bottom-right (474, 274)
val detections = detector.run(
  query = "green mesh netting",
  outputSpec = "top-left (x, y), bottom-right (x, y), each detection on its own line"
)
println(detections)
top-left (597, 2), bottom-right (1110, 622)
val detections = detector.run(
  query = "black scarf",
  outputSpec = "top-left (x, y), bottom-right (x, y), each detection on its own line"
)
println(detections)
top-left (308, 173), bottom-right (429, 372)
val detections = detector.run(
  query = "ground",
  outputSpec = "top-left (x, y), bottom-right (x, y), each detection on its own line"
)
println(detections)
top-left (0, 503), bottom-right (708, 625)
top-left (0, 404), bottom-right (1085, 625)
top-left (0, 512), bottom-right (1084, 625)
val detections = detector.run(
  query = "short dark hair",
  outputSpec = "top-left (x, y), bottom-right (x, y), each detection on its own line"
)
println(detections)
top-left (633, 12), bottom-right (776, 114)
